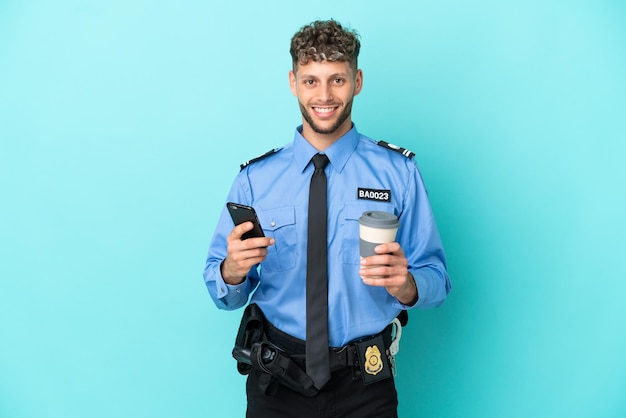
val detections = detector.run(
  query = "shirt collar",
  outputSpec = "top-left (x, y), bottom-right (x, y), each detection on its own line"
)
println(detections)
top-left (293, 123), bottom-right (359, 173)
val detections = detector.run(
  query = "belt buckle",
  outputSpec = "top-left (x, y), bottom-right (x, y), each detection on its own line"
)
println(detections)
top-left (330, 344), bottom-right (351, 371)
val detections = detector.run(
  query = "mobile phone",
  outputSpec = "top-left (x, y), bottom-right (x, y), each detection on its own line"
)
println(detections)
top-left (226, 202), bottom-right (265, 240)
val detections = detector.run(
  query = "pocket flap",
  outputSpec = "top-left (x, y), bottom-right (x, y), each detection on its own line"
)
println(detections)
top-left (257, 207), bottom-right (295, 231)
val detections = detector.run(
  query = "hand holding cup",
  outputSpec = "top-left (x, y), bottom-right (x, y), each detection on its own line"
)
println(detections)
top-left (359, 211), bottom-right (399, 278)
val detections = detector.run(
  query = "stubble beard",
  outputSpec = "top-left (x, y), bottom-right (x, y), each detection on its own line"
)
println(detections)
top-left (299, 99), bottom-right (354, 136)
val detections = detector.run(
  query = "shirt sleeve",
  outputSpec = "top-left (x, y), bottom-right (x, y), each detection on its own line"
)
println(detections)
top-left (202, 171), bottom-right (260, 310)
top-left (394, 161), bottom-right (451, 310)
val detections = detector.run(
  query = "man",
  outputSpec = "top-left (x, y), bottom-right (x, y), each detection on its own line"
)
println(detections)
top-left (203, 19), bottom-right (451, 417)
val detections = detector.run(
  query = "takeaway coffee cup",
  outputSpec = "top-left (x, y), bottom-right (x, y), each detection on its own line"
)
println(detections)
top-left (359, 211), bottom-right (400, 258)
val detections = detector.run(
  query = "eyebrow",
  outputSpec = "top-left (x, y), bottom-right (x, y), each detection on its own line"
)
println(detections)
top-left (299, 72), bottom-right (350, 79)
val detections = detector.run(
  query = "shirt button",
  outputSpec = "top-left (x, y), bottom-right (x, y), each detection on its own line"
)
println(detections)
top-left (270, 220), bottom-right (276, 227)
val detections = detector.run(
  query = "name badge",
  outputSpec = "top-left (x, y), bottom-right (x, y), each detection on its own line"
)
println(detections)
top-left (358, 188), bottom-right (391, 202)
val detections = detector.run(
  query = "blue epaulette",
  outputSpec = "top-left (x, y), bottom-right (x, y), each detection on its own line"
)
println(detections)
top-left (240, 148), bottom-right (280, 171)
top-left (376, 140), bottom-right (415, 159)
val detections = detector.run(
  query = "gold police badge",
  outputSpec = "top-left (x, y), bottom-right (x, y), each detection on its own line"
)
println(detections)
top-left (364, 345), bottom-right (384, 375)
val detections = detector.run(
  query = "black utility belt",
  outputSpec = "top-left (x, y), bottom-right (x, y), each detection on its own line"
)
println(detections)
top-left (264, 318), bottom-right (394, 384)
top-left (232, 304), bottom-right (399, 396)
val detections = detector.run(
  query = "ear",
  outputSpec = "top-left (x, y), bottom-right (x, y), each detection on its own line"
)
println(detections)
top-left (353, 69), bottom-right (363, 96)
top-left (289, 70), bottom-right (297, 96)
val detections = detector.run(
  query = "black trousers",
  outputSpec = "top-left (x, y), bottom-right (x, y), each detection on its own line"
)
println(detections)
top-left (246, 367), bottom-right (398, 418)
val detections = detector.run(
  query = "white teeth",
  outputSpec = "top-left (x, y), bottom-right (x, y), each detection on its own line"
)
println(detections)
top-left (314, 107), bottom-right (335, 113)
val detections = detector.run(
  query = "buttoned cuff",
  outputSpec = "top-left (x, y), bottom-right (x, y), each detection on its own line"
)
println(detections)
top-left (215, 274), bottom-right (248, 299)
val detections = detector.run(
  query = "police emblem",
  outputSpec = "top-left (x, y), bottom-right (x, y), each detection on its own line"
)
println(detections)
top-left (355, 335), bottom-right (391, 384)
top-left (364, 345), bottom-right (384, 376)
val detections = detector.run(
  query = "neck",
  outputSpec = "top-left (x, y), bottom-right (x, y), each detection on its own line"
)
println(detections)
top-left (301, 119), bottom-right (353, 151)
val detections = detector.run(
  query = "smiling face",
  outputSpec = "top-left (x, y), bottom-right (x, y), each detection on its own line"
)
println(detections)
top-left (289, 60), bottom-right (363, 149)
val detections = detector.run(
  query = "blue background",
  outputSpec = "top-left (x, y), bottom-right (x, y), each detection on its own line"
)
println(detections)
top-left (1, 1), bottom-right (625, 417)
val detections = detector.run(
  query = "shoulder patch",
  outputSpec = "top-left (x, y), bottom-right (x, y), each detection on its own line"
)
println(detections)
top-left (376, 140), bottom-right (415, 159)
top-left (240, 148), bottom-right (280, 170)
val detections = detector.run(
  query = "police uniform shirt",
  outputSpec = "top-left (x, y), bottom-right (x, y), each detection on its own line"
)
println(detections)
top-left (203, 124), bottom-right (451, 347)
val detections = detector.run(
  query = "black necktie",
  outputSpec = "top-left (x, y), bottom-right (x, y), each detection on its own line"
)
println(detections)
top-left (306, 153), bottom-right (331, 389)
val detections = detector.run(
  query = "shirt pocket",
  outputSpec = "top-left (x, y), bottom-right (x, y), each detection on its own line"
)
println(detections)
top-left (340, 201), bottom-right (397, 265)
top-left (257, 206), bottom-right (297, 272)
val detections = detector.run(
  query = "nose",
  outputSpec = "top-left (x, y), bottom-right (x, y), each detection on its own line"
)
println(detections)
top-left (318, 83), bottom-right (333, 102)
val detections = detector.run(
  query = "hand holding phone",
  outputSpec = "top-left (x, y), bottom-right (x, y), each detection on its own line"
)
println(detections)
top-left (226, 202), bottom-right (265, 240)
top-left (221, 202), bottom-right (271, 284)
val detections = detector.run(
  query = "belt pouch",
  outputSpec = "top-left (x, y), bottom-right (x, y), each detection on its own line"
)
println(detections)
top-left (354, 334), bottom-right (392, 385)
top-left (250, 342), bottom-right (318, 397)
top-left (232, 303), bottom-right (265, 375)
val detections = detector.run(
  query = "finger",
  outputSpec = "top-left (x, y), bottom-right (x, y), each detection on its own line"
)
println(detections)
top-left (361, 254), bottom-right (406, 270)
top-left (360, 266), bottom-right (405, 281)
top-left (359, 263), bottom-right (384, 279)
top-left (230, 221), bottom-right (254, 240)
top-left (360, 262), bottom-right (408, 282)
top-left (224, 245), bottom-right (269, 274)
top-left (243, 236), bottom-right (275, 249)
top-left (360, 274), bottom-right (403, 288)
top-left (361, 275), bottom-right (408, 301)
top-left (228, 240), bottom-right (272, 263)
top-left (375, 242), bottom-right (403, 256)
